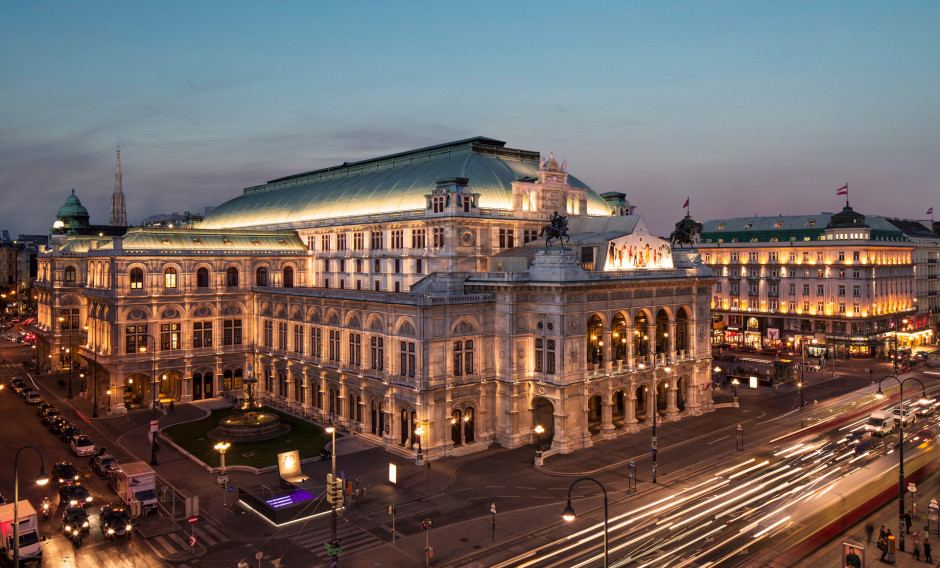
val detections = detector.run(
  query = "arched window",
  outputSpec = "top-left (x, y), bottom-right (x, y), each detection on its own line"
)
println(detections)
top-left (164, 267), bottom-right (177, 288)
top-left (196, 267), bottom-right (209, 288)
top-left (283, 266), bottom-right (294, 288)
top-left (256, 267), bottom-right (268, 287)
top-left (130, 267), bottom-right (143, 289)
top-left (64, 266), bottom-right (76, 283)
top-left (227, 267), bottom-right (239, 287)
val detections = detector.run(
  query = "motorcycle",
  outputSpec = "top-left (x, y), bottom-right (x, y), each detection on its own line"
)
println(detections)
top-left (70, 530), bottom-right (83, 548)
top-left (40, 499), bottom-right (51, 521)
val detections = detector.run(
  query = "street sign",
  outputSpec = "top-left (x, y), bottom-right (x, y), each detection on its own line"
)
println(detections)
top-left (189, 535), bottom-right (197, 547)
top-left (188, 515), bottom-right (198, 525)
top-left (150, 419), bottom-right (159, 432)
top-left (330, 559), bottom-right (338, 568)
top-left (323, 542), bottom-right (343, 555)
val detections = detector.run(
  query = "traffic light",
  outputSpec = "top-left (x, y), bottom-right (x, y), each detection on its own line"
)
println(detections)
top-left (422, 520), bottom-right (428, 531)
top-left (325, 474), bottom-right (344, 508)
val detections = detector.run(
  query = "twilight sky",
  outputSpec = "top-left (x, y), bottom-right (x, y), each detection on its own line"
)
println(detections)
top-left (2, 1), bottom-right (938, 238)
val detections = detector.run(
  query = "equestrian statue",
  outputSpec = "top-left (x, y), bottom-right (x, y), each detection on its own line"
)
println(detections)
top-left (539, 211), bottom-right (570, 248)
top-left (669, 214), bottom-right (702, 247)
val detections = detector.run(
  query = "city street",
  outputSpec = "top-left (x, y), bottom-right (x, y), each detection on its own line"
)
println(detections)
top-left (2, 326), bottom-right (938, 567)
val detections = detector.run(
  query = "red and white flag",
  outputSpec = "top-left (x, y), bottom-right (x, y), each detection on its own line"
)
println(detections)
top-left (928, 207), bottom-right (934, 215)
top-left (835, 184), bottom-right (848, 195)
top-left (682, 197), bottom-right (689, 208)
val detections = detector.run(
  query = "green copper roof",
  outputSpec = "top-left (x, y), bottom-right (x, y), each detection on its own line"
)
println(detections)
top-left (199, 137), bottom-right (611, 229)
top-left (57, 189), bottom-right (90, 222)
top-left (700, 211), bottom-right (906, 243)
top-left (57, 228), bottom-right (306, 254)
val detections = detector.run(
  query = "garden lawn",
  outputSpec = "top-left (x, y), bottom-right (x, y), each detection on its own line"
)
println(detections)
top-left (162, 408), bottom-right (333, 469)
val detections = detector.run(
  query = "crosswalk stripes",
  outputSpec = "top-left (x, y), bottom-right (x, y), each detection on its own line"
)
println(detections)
top-left (146, 521), bottom-right (230, 558)
top-left (291, 520), bottom-right (387, 562)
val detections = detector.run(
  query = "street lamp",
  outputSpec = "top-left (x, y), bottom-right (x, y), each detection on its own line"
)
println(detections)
top-left (13, 446), bottom-right (50, 568)
top-left (797, 382), bottom-right (804, 409)
top-left (106, 389), bottom-right (112, 413)
top-left (876, 374), bottom-right (928, 552)
top-left (58, 316), bottom-right (73, 399)
top-left (214, 442), bottom-right (230, 512)
top-left (325, 421), bottom-right (338, 558)
top-left (414, 424), bottom-right (425, 466)
top-left (139, 335), bottom-right (159, 465)
top-left (534, 424), bottom-right (545, 463)
top-left (731, 378), bottom-right (740, 401)
top-left (562, 477), bottom-right (609, 568)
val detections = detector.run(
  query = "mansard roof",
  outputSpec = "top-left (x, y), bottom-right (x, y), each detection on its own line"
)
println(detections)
top-left (700, 211), bottom-right (906, 243)
top-left (199, 137), bottom-right (612, 230)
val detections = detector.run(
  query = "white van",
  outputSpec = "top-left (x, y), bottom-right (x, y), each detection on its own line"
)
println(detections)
top-left (865, 411), bottom-right (896, 436)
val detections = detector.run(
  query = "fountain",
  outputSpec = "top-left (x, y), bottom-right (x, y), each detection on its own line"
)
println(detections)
top-left (213, 365), bottom-right (288, 442)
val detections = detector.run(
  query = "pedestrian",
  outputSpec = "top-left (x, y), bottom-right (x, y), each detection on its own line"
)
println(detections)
top-left (879, 533), bottom-right (889, 562)
top-left (880, 524), bottom-right (887, 541)
top-left (925, 533), bottom-right (933, 563)
top-left (906, 512), bottom-right (913, 534)
top-left (913, 530), bottom-right (922, 560)
top-left (169, 400), bottom-right (174, 413)
top-left (865, 522), bottom-right (874, 544)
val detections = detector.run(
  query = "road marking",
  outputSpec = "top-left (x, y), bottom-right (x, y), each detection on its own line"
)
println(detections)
top-left (708, 436), bottom-right (730, 445)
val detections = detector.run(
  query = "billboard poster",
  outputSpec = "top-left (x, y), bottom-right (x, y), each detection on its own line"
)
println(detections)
top-left (603, 229), bottom-right (673, 271)
top-left (841, 541), bottom-right (863, 568)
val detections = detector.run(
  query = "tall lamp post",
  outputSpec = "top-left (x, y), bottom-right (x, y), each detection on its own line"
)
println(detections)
top-left (562, 477), bottom-right (609, 568)
top-left (534, 424), bottom-right (545, 465)
top-left (414, 424), bottom-right (425, 466)
top-left (58, 316), bottom-right (73, 399)
top-left (876, 375), bottom-right (928, 552)
top-left (214, 442), bottom-right (230, 513)
top-left (639, 359), bottom-right (667, 484)
top-left (325, 421), bottom-right (339, 561)
top-left (139, 334), bottom-right (159, 465)
top-left (13, 446), bottom-right (50, 568)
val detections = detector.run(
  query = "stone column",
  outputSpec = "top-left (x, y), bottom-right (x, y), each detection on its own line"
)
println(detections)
top-left (625, 387), bottom-right (638, 432)
top-left (627, 326), bottom-right (636, 370)
top-left (669, 322), bottom-right (677, 362)
top-left (602, 330), bottom-right (613, 375)
top-left (600, 400), bottom-right (615, 439)
top-left (665, 383), bottom-right (679, 421)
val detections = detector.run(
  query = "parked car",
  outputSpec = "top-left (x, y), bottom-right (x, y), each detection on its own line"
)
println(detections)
top-left (60, 483), bottom-right (92, 507)
top-left (99, 503), bottom-right (132, 538)
top-left (41, 409), bottom-right (62, 426)
top-left (48, 417), bottom-right (69, 434)
top-left (37, 402), bottom-right (54, 415)
top-left (59, 425), bottom-right (82, 443)
top-left (51, 461), bottom-right (80, 488)
top-left (92, 454), bottom-right (119, 477)
top-left (26, 392), bottom-right (42, 405)
top-left (70, 435), bottom-right (96, 457)
top-left (13, 383), bottom-right (29, 396)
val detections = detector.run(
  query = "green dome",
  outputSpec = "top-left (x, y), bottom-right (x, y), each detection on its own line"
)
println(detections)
top-left (56, 189), bottom-right (90, 229)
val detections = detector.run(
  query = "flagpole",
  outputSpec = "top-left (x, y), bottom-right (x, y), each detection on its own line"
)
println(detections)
top-left (845, 183), bottom-right (848, 208)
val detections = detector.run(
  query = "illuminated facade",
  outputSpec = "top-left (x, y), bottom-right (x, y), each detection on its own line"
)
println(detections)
top-left (35, 138), bottom-right (715, 459)
top-left (699, 205), bottom-right (919, 357)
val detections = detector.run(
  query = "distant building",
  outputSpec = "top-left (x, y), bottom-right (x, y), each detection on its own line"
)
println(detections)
top-left (698, 205), bottom-right (925, 358)
top-left (883, 218), bottom-right (940, 335)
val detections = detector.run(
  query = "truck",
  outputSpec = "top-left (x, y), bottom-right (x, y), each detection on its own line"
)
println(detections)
top-left (865, 410), bottom-right (896, 437)
top-left (110, 461), bottom-right (158, 516)
top-left (0, 500), bottom-right (43, 566)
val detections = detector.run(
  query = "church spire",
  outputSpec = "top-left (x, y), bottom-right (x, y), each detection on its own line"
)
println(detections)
top-left (110, 146), bottom-right (127, 226)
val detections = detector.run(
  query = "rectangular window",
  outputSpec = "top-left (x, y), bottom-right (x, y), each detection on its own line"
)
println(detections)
top-left (321, 234), bottom-right (330, 251)
top-left (716, 282), bottom-right (722, 293)
top-left (853, 286), bottom-right (861, 297)
top-left (853, 270), bottom-right (860, 278)
top-left (770, 299), bottom-right (778, 311)
top-left (817, 302), bottom-right (824, 312)
top-left (337, 233), bottom-right (347, 251)
top-left (411, 229), bottom-right (426, 249)
top-left (125, 324), bottom-right (148, 354)
top-left (160, 323), bottom-right (180, 350)
top-left (223, 319), bottom-right (242, 346)
top-left (789, 283), bottom-right (796, 295)
top-left (839, 303), bottom-right (846, 313)
top-left (371, 336), bottom-right (384, 370)
top-left (432, 228), bottom-right (445, 248)
top-left (453, 341), bottom-right (463, 376)
top-left (768, 252), bottom-right (778, 262)
top-left (391, 230), bottom-right (403, 249)
top-left (329, 330), bottom-right (340, 362)
top-left (748, 252), bottom-right (759, 263)
top-left (263, 320), bottom-right (273, 348)
top-left (789, 252), bottom-right (796, 263)
top-left (853, 251), bottom-right (860, 261)
top-left (535, 338), bottom-right (543, 373)
top-left (817, 284), bottom-right (824, 295)
top-left (817, 252), bottom-right (824, 263)
top-left (546, 340), bottom-right (556, 374)
top-left (789, 300), bottom-right (796, 312)
top-left (349, 332), bottom-right (361, 367)
top-left (400, 341), bottom-right (415, 378)
top-left (838, 251), bottom-right (845, 261)
top-left (394, 259), bottom-right (401, 274)
top-left (415, 259), bottom-right (423, 273)
top-left (498, 229), bottom-right (515, 249)
top-left (464, 340), bottom-right (473, 374)
top-left (371, 231), bottom-right (384, 250)
top-left (802, 284), bottom-right (810, 295)
top-left (353, 232), bottom-right (364, 250)
top-left (278, 322), bottom-right (287, 350)
top-left (311, 327), bottom-right (322, 358)
top-left (193, 321), bottom-right (212, 349)
top-left (355, 259), bottom-right (362, 273)
top-left (431, 195), bottom-right (445, 213)
top-left (293, 324), bottom-right (304, 354)
top-left (838, 285), bottom-right (846, 296)
top-left (730, 252), bottom-right (739, 263)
